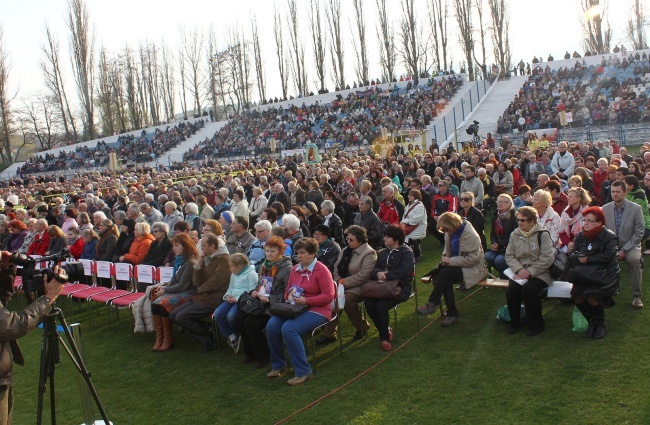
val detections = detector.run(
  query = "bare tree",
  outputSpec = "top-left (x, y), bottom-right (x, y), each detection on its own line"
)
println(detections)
top-left (428, 0), bottom-right (450, 72)
top-left (66, 0), bottom-right (96, 140)
top-left (250, 15), bottom-right (267, 103)
top-left (140, 41), bottom-right (161, 126)
top-left (326, 0), bottom-right (345, 89)
top-left (472, 0), bottom-right (488, 80)
top-left (273, 5), bottom-right (289, 99)
top-left (627, 0), bottom-right (647, 50)
top-left (580, 0), bottom-right (612, 54)
top-left (489, 0), bottom-right (512, 76)
top-left (206, 26), bottom-right (219, 118)
top-left (122, 45), bottom-right (144, 129)
top-left (180, 27), bottom-right (205, 115)
top-left (40, 25), bottom-right (79, 143)
top-left (455, 0), bottom-right (475, 81)
top-left (97, 47), bottom-right (116, 134)
top-left (177, 44), bottom-right (189, 119)
top-left (229, 28), bottom-right (253, 110)
top-left (0, 26), bottom-right (16, 163)
top-left (20, 94), bottom-right (61, 151)
top-left (109, 54), bottom-right (127, 132)
top-left (398, 0), bottom-right (421, 78)
top-left (376, 0), bottom-right (396, 82)
top-left (351, 0), bottom-right (369, 83)
top-left (286, 0), bottom-right (308, 95)
top-left (160, 40), bottom-right (176, 122)
top-left (308, 0), bottom-right (327, 92)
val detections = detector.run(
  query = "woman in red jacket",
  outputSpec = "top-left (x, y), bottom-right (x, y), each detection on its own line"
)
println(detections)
top-left (265, 237), bottom-right (335, 386)
top-left (120, 222), bottom-right (154, 265)
top-left (66, 227), bottom-right (85, 260)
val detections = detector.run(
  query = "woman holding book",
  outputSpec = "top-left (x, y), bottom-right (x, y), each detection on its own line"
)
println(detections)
top-left (266, 237), bottom-right (335, 386)
top-left (238, 236), bottom-right (292, 368)
top-left (504, 206), bottom-right (554, 336)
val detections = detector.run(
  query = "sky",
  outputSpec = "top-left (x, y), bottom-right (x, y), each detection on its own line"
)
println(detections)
top-left (0, 0), bottom-right (638, 107)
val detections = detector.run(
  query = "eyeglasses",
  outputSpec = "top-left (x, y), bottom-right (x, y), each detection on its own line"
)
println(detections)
top-left (460, 197), bottom-right (471, 202)
top-left (152, 229), bottom-right (162, 233)
top-left (437, 184), bottom-right (447, 188)
top-left (581, 219), bottom-right (599, 224)
top-left (516, 218), bottom-right (532, 223)
top-left (346, 237), bottom-right (356, 242)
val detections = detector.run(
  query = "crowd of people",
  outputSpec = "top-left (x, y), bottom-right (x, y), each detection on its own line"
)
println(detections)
top-left (0, 116), bottom-right (649, 385)
top-left (498, 53), bottom-right (650, 135)
top-left (182, 76), bottom-right (463, 162)
top-left (18, 120), bottom-right (206, 175)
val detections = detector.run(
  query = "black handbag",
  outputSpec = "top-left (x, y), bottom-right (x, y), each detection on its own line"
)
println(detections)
top-left (269, 302), bottom-right (309, 319)
top-left (567, 265), bottom-right (608, 288)
top-left (422, 262), bottom-right (447, 284)
top-left (237, 291), bottom-right (265, 316)
top-left (538, 231), bottom-right (568, 279)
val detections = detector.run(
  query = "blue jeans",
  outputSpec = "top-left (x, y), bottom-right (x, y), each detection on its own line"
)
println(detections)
top-left (485, 250), bottom-right (508, 277)
top-left (266, 311), bottom-right (327, 377)
top-left (213, 301), bottom-right (239, 338)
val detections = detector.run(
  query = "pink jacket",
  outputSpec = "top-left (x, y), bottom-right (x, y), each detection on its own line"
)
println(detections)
top-left (284, 260), bottom-right (335, 320)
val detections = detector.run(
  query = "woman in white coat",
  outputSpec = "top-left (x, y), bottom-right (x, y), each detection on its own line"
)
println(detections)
top-left (230, 189), bottom-right (250, 218)
top-left (400, 189), bottom-right (428, 262)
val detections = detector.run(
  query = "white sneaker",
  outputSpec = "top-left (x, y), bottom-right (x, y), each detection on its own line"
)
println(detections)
top-left (228, 336), bottom-right (241, 354)
top-left (632, 297), bottom-right (644, 309)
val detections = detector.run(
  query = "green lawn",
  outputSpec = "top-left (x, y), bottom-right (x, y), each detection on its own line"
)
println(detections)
top-left (8, 234), bottom-right (650, 425)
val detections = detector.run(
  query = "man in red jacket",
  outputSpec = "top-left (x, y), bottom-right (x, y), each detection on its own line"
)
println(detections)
top-left (430, 180), bottom-right (458, 244)
top-left (377, 186), bottom-right (404, 226)
top-left (27, 219), bottom-right (50, 256)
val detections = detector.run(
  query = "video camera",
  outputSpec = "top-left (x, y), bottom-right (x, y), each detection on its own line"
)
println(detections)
top-left (9, 249), bottom-right (85, 293)
top-left (466, 120), bottom-right (480, 136)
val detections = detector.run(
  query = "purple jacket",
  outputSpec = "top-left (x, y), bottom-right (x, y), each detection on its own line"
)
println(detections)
top-left (5, 231), bottom-right (26, 253)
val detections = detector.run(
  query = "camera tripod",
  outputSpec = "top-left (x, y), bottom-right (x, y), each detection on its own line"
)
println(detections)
top-left (37, 305), bottom-right (110, 425)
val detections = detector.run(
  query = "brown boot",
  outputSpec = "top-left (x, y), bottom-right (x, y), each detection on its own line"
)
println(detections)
top-left (151, 315), bottom-right (164, 351)
top-left (158, 316), bottom-right (175, 351)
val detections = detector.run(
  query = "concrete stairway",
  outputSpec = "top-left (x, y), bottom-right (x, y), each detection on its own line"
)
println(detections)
top-left (441, 75), bottom-right (528, 148)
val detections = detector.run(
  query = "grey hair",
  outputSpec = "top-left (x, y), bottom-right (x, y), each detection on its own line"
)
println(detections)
top-left (321, 200), bottom-right (335, 214)
top-left (151, 222), bottom-right (169, 234)
top-left (185, 202), bottom-right (199, 215)
top-left (282, 214), bottom-right (300, 231)
top-left (254, 219), bottom-right (272, 233)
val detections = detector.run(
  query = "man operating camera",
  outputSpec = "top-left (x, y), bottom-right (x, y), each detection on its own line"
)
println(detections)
top-left (0, 251), bottom-right (63, 424)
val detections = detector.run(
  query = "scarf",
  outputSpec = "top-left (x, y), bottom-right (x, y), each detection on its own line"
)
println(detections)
top-left (582, 224), bottom-right (604, 241)
top-left (450, 224), bottom-right (466, 257)
top-left (173, 255), bottom-right (185, 275)
top-left (260, 257), bottom-right (282, 280)
top-left (495, 211), bottom-right (510, 238)
top-left (560, 205), bottom-right (584, 239)
top-left (520, 227), bottom-right (536, 238)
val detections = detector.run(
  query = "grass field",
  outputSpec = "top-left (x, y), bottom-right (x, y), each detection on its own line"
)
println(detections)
top-left (7, 233), bottom-right (649, 425)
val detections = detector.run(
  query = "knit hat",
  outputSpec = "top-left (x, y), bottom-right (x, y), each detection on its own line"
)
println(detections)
top-left (221, 211), bottom-right (234, 224)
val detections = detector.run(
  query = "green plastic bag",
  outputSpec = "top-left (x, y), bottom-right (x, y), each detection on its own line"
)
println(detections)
top-left (572, 306), bottom-right (588, 332)
top-left (496, 305), bottom-right (526, 323)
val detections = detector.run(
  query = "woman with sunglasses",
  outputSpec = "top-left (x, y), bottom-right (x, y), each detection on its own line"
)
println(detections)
top-left (485, 194), bottom-right (517, 278)
top-left (504, 206), bottom-right (555, 336)
top-left (457, 192), bottom-right (486, 250)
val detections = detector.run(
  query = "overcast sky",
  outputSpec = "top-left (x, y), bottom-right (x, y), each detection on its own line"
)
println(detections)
top-left (1, 0), bottom-right (637, 105)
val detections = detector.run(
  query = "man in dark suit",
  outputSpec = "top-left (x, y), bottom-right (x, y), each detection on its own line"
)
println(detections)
top-left (288, 181), bottom-right (306, 206)
top-left (603, 181), bottom-right (646, 309)
top-left (267, 183), bottom-right (291, 213)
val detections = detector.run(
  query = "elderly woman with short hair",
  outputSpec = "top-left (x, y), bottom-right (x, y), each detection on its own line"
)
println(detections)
top-left (317, 225), bottom-right (377, 344)
top-left (505, 206), bottom-right (555, 336)
top-left (141, 222), bottom-right (172, 271)
top-left (320, 200), bottom-right (343, 245)
top-left (532, 189), bottom-right (561, 245)
top-left (266, 238), bottom-right (335, 386)
top-left (485, 194), bottom-right (517, 278)
top-left (365, 225), bottom-right (415, 352)
top-left (120, 222), bottom-right (155, 265)
top-left (418, 212), bottom-right (486, 326)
